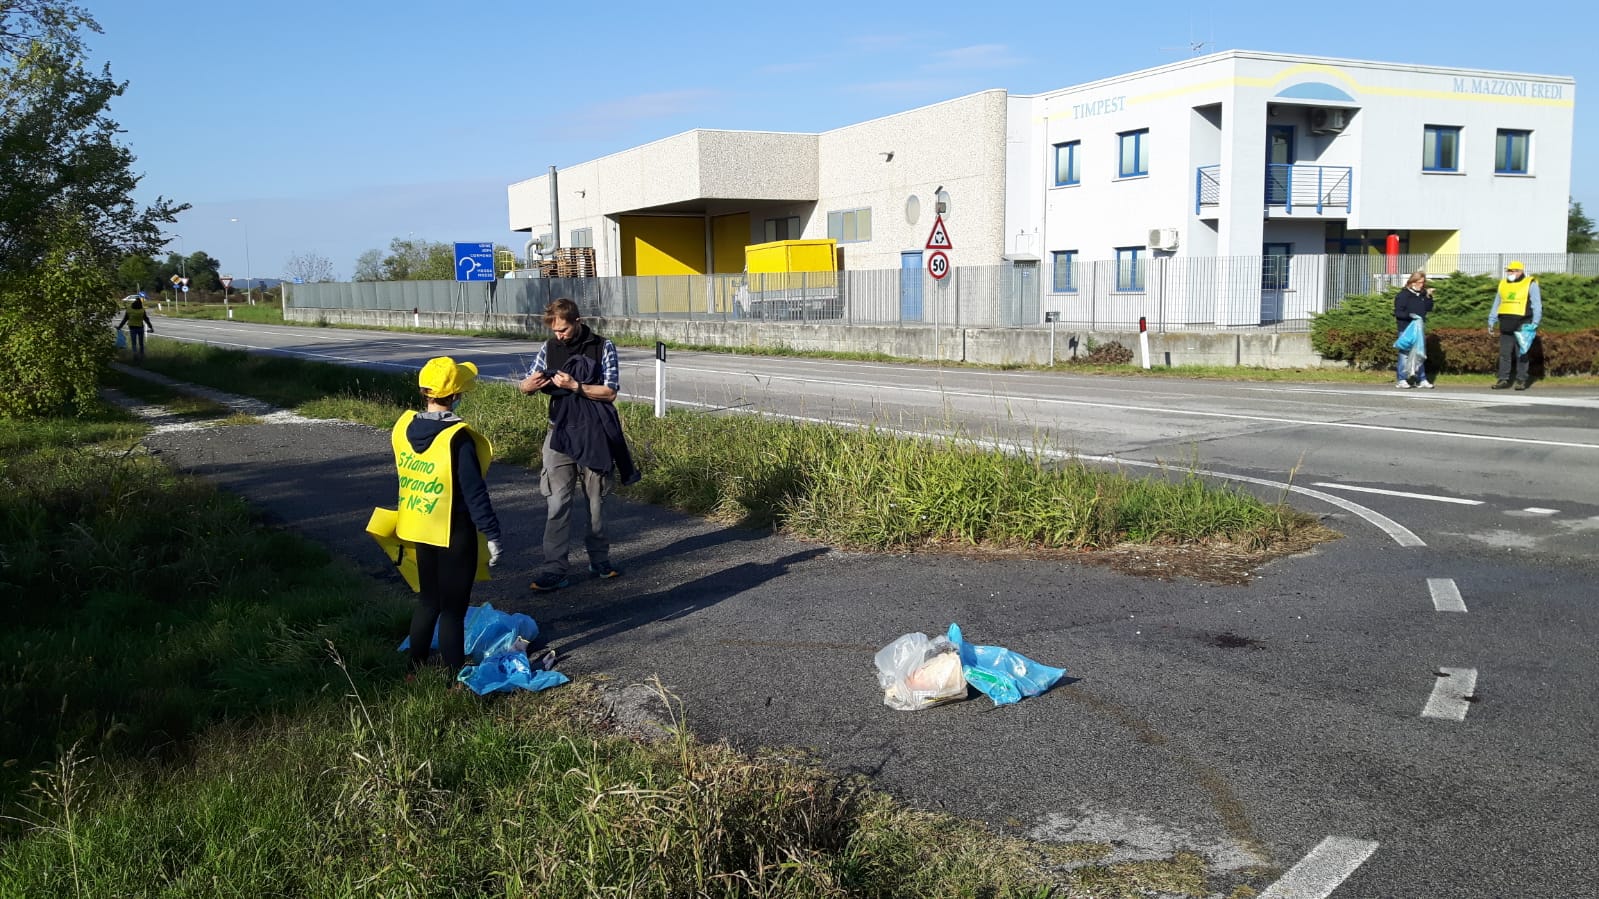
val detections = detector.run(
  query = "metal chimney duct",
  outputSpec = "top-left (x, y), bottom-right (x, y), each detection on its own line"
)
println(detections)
top-left (549, 165), bottom-right (561, 252)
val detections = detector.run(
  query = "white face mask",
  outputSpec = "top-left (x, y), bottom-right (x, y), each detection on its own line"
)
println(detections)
top-left (1508, 272), bottom-right (1524, 282)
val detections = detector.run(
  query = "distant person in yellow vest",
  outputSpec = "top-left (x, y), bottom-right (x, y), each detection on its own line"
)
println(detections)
top-left (393, 357), bottom-right (503, 674)
top-left (1488, 261), bottom-right (1542, 391)
top-left (115, 296), bottom-right (155, 360)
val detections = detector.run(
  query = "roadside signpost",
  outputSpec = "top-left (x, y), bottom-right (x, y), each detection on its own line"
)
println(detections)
top-left (925, 215), bottom-right (953, 359)
top-left (926, 250), bottom-right (949, 280)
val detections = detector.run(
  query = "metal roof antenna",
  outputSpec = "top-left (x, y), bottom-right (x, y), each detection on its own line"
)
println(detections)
top-left (1160, 17), bottom-right (1215, 55)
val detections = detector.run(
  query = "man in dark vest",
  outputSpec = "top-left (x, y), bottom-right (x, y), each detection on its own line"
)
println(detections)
top-left (518, 298), bottom-right (635, 590)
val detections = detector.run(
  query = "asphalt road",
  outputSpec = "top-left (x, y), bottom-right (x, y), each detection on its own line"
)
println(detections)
top-left (143, 318), bottom-right (1598, 897)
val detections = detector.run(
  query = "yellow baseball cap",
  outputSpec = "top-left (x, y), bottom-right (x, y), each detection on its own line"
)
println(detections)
top-left (1506, 260), bottom-right (1525, 271)
top-left (418, 357), bottom-right (478, 397)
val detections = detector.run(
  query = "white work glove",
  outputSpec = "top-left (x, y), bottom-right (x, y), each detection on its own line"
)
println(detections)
top-left (487, 539), bottom-right (503, 568)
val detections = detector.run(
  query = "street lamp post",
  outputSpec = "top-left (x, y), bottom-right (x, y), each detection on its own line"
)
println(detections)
top-left (230, 217), bottom-right (254, 305)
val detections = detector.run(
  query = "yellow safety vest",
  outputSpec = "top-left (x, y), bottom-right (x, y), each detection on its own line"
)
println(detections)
top-left (390, 411), bottom-right (493, 549)
top-left (1495, 276), bottom-right (1536, 317)
top-left (126, 308), bottom-right (146, 327)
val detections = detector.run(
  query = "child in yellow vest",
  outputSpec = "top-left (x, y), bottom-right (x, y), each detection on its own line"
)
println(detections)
top-left (393, 357), bottom-right (503, 673)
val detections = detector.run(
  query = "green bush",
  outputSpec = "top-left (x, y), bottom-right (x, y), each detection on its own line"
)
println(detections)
top-left (1311, 271), bottom-right (1599, 373)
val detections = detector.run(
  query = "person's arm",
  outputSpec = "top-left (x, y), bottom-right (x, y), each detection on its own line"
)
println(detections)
top-left (1488, 286), bottom-right (1500, 330)
top-left (1529, 281), bottom-right (1542, 328)
top-left (453, 434), bottom-right (500, 541)
top-left (144, 310), bottom-right (154, 332)
top-left (115, 312), bottom-right (127, 329)
top-left (517, 343), bottom-right (551, 394)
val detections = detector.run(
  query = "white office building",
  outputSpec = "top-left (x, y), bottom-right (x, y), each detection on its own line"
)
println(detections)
top-left (507, 50), bottom-right (1576, 328)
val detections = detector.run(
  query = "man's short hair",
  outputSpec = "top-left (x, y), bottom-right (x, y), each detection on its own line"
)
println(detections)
top-left (543, 298), bottom-right (580, 324)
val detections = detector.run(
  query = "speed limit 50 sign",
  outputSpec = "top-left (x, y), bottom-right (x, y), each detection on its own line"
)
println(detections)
top-left (926, 250), bottom-right (950, 280)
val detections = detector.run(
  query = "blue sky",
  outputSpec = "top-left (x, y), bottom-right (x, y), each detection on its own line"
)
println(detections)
top-left (90, 0), bottom-right (1592, 280)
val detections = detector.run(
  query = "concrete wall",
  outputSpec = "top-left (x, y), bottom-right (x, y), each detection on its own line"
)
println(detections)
top-left (284, 307), bottom-right (1341, 370)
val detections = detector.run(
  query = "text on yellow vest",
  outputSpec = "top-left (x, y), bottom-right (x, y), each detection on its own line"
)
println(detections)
top-left (390, 411), bottom-right (493, 548)
top-left (1496, 276), bottom-right (1536, 317)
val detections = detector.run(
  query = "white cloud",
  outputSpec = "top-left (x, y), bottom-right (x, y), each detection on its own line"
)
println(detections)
top-left (932, 44), bottom-right (1024, 70)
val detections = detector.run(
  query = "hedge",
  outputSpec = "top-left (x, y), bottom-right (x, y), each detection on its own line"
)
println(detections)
top-left (1311, 271), bottom-right (1599, 375)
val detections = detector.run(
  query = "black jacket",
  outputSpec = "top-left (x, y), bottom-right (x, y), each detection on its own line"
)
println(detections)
top-left (1394, 287), bottom-right (1434, 326)
top-left (548, 354), bottom-right (641, 485)
top-left (404, 412), bottom-right (501, 541)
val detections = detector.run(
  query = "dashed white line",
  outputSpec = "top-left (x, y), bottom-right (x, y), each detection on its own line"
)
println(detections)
top-left (1522, 507), bottom-right (1558, 515)
top-left (1258, 836), bottom-right (1379, 898)
top-left (1311, 483), bottom-right (1482, 506)
top-left (1421, 668), bottom-right (1478, 721)
top-left (1427, 578), bottom-right (1467, 613)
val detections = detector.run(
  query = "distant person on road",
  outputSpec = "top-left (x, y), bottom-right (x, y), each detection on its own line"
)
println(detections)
top-left (115, 296), bottom-right (154, 361)
top-left (393, 356), bottom-right (503, 675)
top-left (1393, 270), bottom-right (1434, 389)
top-left (1489, 260), bottom-right (1541, 391)
top-left (517, 298), bottom-right (638, 592)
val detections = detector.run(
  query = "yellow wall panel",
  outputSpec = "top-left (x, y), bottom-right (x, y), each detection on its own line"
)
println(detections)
top-left (619, 216), bottom-right (705, 277)
top-left (710, 213), bottom-right (749, 274)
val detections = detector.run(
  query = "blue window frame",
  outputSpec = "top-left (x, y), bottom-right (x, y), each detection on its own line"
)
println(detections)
top-left (1423, 125), bottom-right (1461, 172)
top-left (1495, 129), bottom-right (1530, 174)
top-left (1114, 246), bottom-right (1145, 291)
top-left (1262, 243), bottom-right (1292, 290)
top-left (1117, 129), bottom-right (1149, 178)
top-left (1051, 250), bottom-right (1077, 292)
top-left (1054, 141), bottom-right (1080, 186)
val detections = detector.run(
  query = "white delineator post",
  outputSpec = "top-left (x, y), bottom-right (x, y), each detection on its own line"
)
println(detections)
top-left (654, 341), bottom-right (666, 418)
top-left (1139, 316), bottom-right (1151, 369)
top-left (413, 307), bottom-right (420, 328)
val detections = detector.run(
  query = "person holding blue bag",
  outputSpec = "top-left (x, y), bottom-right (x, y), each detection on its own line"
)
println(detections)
top-left (1392, 271), bottom-right (1433, 389)
top-left (1489, 261), bottom-right (1541, 391)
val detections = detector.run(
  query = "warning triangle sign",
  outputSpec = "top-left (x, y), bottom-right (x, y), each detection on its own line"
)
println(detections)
top-left (924, 214), bottom-right (952, 250)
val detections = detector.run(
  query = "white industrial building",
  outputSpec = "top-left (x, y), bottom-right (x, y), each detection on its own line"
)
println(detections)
top-left (507, 50), bottom-right (1576, 328)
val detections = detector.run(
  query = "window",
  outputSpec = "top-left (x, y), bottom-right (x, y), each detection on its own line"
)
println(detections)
top-left (1051, 250), bottom-right (1078, 292)
top-left (569, 227), bottom-right (593, 248)
top-left (1423, 125), bottom-right (1461, 172)
top-left (826, 208), bottom-right (872, 243)
top-left (1114, 246), bottom-right (1145, 291)
top-left (1262, 243), bottom-right (1292, 290)
top-left (1054, 141), bottom-right (1080, 186)
top-left (1495, 129), bottom-right (1530, 174)
top-left (1117, 129), bottom-right (1149, 178)
top-left (764, 215), bottom-right (801, 242)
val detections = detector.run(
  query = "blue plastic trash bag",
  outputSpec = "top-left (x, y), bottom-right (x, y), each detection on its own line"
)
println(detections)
top-left (458, 653), bottom-right (568, 695)
top-left (115, 329), bottom-right (127, 349)
top-left (398, 603), bottom-right (539, 658)
top-left (945, 623), bottom-right (1067, 706)
top-left (1393, 318), bottom-right (1425, 353)
top-left (1515, 323), bottom-right (1537, 355)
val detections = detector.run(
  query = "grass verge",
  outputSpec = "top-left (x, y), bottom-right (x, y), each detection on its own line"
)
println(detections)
top-left (0, 412), bottom-right (1263, 897)
top-left (134, 342), bottom-right (1329, 557)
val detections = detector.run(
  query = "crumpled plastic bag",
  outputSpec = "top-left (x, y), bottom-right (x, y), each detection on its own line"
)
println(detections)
top-left (1393, 318), bottom-right (1427, 380)
top-left (874, 632), bottom-right (968, 711)
top-left (1515, 322), bottom-right (1537, 355)
top-left (114, 329), bottom-right (127, 349)
top-left (459, 651), bottom-right (568, 695)
top-left (945, 623), bottom-right (1068, 706)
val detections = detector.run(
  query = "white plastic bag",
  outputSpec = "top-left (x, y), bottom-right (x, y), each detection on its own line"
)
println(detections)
top-left (874, 632), bottom-right (967, 711)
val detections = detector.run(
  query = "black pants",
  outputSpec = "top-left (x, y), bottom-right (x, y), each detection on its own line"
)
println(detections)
top-left (409, 528), bottom-right (477, 671)
top-left (127, 326), bottom-right (146, 358)
top-left (1497, 314), bottom-right (1531, 383)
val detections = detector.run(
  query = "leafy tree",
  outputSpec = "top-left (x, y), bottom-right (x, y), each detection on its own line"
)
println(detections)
top-left (0, 2), bottom-right (183, 416)
top-left (115, 253), bottom-right (155, 293)
top-left (381, 237), bottom-right (454, 280)
top-left (1571, 199), bottom-right (1597, 254)
top-left (352, 248), bottom-right (384, 281)
top-left (283, 250), bottom-right (337, 283)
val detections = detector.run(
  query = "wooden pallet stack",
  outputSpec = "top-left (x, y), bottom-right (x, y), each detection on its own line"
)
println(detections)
top-left (551, 247), bottom-right (597, 278)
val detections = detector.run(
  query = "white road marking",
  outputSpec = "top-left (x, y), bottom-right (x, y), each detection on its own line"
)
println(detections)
top-left (660, 365), bottom-right (1599, 451)
top-left (1522, 507), bottom-right (1558, 515)
top-left (1427, 578), bottom-right (1467, 613)
top-left (1421, 668), bottom-right (1478, 721)
top-left (1311, 483), bottom-right (1482, 506)
top-left (1258, 836), bottom-right (1379, 899)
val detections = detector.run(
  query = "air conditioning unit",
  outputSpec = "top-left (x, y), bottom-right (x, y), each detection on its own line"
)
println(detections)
top-left (1147, 228), bottom-right (1180, 251)
top-left (1310, 108), bottom-right (1349, 134)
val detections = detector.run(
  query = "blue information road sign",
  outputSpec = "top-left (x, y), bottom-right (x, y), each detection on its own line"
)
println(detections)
top-left (454, 242), bottom-right (497, 282)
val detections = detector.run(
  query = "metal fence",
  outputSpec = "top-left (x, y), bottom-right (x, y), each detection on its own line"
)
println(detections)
top-left (289, 253), bottom-right (1599, 333)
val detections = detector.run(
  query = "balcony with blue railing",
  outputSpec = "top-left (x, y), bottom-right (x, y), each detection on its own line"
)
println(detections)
top-left (1194, 165), bottom-right (1221, 215)
top-left (1265, 163), bottom-right (1352, 215)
